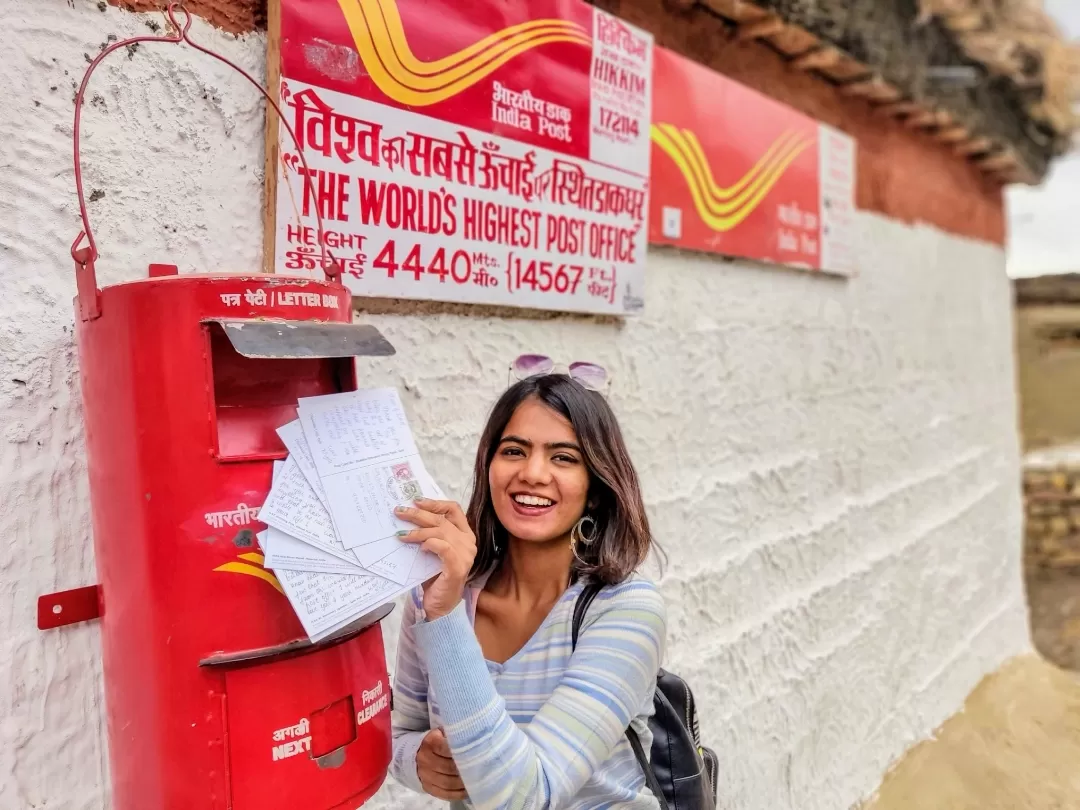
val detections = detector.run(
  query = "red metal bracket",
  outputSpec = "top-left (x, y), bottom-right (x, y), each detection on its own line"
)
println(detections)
top-left (38, 585), bottom-right (102, 630)
top-left (73, 246), bottom-right (101, 321)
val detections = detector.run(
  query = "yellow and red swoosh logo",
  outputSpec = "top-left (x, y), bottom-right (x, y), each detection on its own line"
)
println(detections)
top-left (651, 123), bottom-right (812, 232)
top-left (214, 552), bottom-right (284, 594)
top-left (337, 0), bottom-right (592, 106)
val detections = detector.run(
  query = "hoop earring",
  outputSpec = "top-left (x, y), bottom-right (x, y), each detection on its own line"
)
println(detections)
top-left (570, 515), bottom-right (597, 562)
top-left (490, 525), bottom-right (501, 556)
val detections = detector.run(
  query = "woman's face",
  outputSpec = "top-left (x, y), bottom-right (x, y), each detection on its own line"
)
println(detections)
top-left (488, 398), bottom-right (591, 544)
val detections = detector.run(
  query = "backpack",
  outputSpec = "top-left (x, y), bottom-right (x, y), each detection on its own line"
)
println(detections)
top-left (572, 583), bottom-right (718, 810)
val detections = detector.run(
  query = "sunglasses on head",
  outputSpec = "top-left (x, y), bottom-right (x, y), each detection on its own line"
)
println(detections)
top-left (509, 354), bottom-right (609, 391)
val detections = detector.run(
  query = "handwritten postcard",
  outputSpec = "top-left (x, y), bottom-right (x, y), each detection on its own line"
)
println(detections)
top-left (256, 390), bottom-right (448, 639)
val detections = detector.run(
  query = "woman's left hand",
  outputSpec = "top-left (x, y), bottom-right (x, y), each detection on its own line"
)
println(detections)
top-left (396, 498), bottom-right (477, 621)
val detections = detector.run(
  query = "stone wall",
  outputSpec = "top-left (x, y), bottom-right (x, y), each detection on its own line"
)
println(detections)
top-left (1024, 449), bottom-right (1080, 569)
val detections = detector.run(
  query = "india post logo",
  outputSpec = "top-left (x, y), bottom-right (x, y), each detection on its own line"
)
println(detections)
top-left (214, 552), bottom-right (285, 594)
top-left (650, 123), bottom-right (812, 232)
top-left (336, 0), bottom-right (592, 106)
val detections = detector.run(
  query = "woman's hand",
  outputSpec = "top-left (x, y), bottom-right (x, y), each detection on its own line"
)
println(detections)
top-left (396, 498), bottom-right (477, 620)
top-left (416, 728), bottom-right (466, 801)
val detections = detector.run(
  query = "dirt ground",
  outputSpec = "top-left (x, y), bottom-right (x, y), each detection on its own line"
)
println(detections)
top-left (860, 569), bottom-right (1080, 810)
top-left (860, 653), bottom-right (1080, 810)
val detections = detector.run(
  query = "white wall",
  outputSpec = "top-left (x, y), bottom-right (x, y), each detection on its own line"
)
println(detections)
top-left (0, 2), bottom-right (1029, 809)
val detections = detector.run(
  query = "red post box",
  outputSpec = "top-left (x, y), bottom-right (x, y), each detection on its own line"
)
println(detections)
top-left (39, 263), bottom-right (398, 810)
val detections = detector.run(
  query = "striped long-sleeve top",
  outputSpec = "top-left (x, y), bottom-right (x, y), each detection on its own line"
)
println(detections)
top-left (390, 573), bottom-right (667, 810)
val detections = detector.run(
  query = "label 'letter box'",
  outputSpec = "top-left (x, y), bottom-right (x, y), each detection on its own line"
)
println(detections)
top-left (40, 266), bottom-right (397, 810)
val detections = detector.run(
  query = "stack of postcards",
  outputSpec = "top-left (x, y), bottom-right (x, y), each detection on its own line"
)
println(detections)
top-left (258, 388), bottom-right (443, 641)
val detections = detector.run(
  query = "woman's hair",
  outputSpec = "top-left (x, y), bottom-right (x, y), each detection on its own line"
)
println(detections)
top-left (466, 374), bottom-right (658, 584)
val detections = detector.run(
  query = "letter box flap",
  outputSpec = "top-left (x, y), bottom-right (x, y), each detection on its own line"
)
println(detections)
top-left (206, 320), bottom-right (394, 359)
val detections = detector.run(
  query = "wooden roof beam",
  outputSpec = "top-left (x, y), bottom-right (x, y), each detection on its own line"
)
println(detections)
top-left (790, 47), bottom-right (842, 72)
top-left (737, 15), bottom-right (785, 41)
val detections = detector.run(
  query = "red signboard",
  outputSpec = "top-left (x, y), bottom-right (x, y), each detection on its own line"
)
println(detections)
top-left (274, 0), bottom-right (653, 314)
top-left (648, 47), bottom-right (857, 275)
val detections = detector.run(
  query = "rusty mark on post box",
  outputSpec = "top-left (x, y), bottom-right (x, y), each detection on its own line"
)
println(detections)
top-left (232, 529), bottom-right (255, 548)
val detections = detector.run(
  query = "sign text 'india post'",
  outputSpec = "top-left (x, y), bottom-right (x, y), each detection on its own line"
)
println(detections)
top-left (648, 47), bottom-right (858, 276)
top-left (275, 0), bottom-right (653, 315)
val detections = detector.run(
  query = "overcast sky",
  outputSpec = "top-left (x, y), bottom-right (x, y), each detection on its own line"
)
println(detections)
top-left (1005, 0), bottom-right (1080, 277)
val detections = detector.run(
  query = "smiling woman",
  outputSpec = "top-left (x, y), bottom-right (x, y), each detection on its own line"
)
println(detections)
top-left (389, 372), bottom-right (667, 809)
top-left (468, 375), bottom-right (654, 584)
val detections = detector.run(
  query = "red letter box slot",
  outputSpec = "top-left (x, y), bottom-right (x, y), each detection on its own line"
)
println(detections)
top-left (207, 323), bottom-right (355, 460)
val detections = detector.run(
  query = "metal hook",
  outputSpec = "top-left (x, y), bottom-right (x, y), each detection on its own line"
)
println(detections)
top-left (71, 2), bottom-right (340, 283)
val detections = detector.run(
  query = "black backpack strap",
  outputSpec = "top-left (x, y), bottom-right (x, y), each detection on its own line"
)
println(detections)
top-left (627, 726), bottom-right (670, 810)
top-left (571, 583), bottom-right (670, 810)
top-left (571, 581), bottom-right (603, 650)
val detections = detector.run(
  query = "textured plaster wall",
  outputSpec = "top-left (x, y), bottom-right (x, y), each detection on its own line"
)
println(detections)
top-left (0, 2), bottom-right (1028, 809)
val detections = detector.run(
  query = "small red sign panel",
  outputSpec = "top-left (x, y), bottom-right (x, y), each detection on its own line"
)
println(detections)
top-left (648, 47), bottom-right (858, 276)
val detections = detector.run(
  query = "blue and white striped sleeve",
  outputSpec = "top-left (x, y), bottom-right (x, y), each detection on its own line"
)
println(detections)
top-left (414, 580), bottom-right (666, 810)
top-left (389, 588), bottom-right (430, 794)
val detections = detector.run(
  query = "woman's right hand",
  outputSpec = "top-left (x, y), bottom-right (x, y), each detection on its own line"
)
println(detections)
top-left (417, 728), bottom-right (466, 801)
top-left (396, 498), bottom-right (477, 620)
